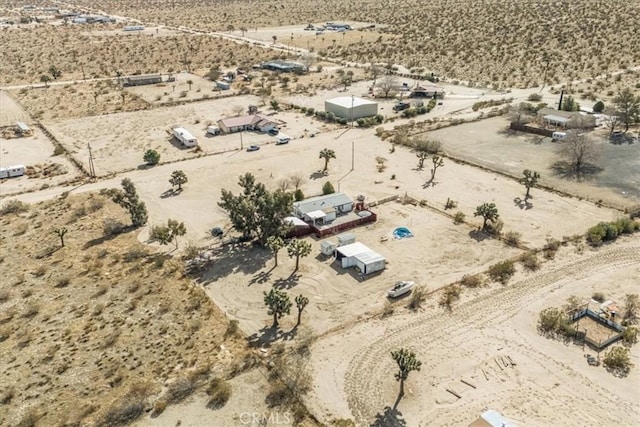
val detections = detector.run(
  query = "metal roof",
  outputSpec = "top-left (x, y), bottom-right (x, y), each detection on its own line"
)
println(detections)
top-left (543, 114), bottom-right (570, 124)
top-left (326, 96), bottom-right (377, 108)
top-left (293, 193), bottom-right (352, 215)
top-left (335, 242), bottom-right (370, 257)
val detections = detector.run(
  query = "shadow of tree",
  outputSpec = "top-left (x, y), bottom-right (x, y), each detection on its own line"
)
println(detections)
top-left (309, 170), bottom-right (327, 180)
top-left (273, 272), bottom-right (301, 289)
top-left (84, 226), bottom-right (134, 249)
top-left (469, 229), bottom-right (491, 242)
top-left (247, 324), bottom-right (299, 348)
top-left (160, 188), bottom-right (182, 198)
top-left (497, 127), bottom-right (521, 138)
top-left (513, 197), bottom-right (533, 210)
top-left (551, 160), bottom-right (603, 181)
top-left (370, 406), bottom-right (407, 427)
top-left (249, 268), bottom-right (274, 286)
top-left (195, 243), bottom-right (270, 286)
top-left (609, 135), bottom-right (636, 145)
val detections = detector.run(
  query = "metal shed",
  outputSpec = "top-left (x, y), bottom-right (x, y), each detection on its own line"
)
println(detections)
top-left (325, 96), bottom-right (378, 120)
top-left (335, 242), bottom-right (385, 275)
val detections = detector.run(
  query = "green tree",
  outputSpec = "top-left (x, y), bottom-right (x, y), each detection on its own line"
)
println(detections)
top-left (54, 227), bottom-right (68, 247)
top-left (143, 149), bottom-right (160, 166)
top-left (270, 99), bottom-right (280, 111)
top-left (266, 236), bottom-right (286, 266)
top-left (561, 95), bottom-right (579, 112)
top-left (218, 173), bottom-right (293, 244)
top-left (264, 288), bottom-right (291, 328)
top-left (593, 100), bottom-right (605, 113)
top-left (391, 348), bottom-right (422, 398)
top-left (319, 148), bottom-right (336, 172)
top-left (49, 65), bottom-right (62, 80)
top-left (150, 219), bottom-right (187, 249)
top-left (294, 189), bottom-right (305, 201)
top-left (295, 294), bottom-right (309, 326)
top-left (287, 239), bottom-right (312, 271)
top-left (40, 74), bottom-right (51, 87)
top-left (169, 170), bottom-right (188, 191)
top-left (519, 169), bottom-right (540, 200)
top-left (111, 178), bottom-right (148, 227)
top-left (474, 202), bottom-right (499, 231)
top-left (322, 181), bottom-right (335, 195)
top-left (613, 88), bottom-right (640, 133)
top-left (428, 155), bottom-right (444, 183)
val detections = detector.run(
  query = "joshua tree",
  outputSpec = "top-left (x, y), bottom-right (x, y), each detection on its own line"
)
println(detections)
top-left (264, 288), bottom-right (291, 328)
top-left (54, 227), bottom-right (68, 247)
top-left (428, 155), bottom-right (444, 184)
top-left (319, 148), bottom-right (336, 172)
top-left (169, 170), bottom-right (188, 191)
top-left (266, 236), bottom-right (286, 266)
top-left (49, 65), bottom-right (62, 80)
top-left (240, 26), bottom-right (247, 37)
top-left (186, 79), bottom-right (193, 90)
top-left (272, 35), bottom-right (277, 45)
top-left (519, 169), bottom-right (540, 200)
top-left (391, 348), bottom-right (422, 399)
top-left (110, 178), bottom-right (148, 227)
top-left (287, 239), bottom-right (312, 271)
top-left (416, 151), bottom-right (428, 170)
top-left (40, 74), bottom-right (51, 87)
top-left (474, 203), bottom-right (499, 231)
top-left (295, 294), bottom-right (309, 326)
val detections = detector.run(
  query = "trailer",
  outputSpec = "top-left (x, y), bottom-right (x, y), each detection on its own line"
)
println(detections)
top-left (173, 128), bottom-right (198, 147)
top-left (1, 165), bottom-right (25, 178)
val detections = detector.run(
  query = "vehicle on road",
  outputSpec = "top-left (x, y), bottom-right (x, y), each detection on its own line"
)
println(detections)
top-left (246, 145), bottom-right (260, 152)
top-left (387, 281), bottom-right (415, 298)
top-left (268, 128), bottom-right (279, 136)
top-left (275, 135), bottom-right (291, 145)
top-left (211, 227), bottom-right (224, 237)
top-left (393, 101), bottom-right (410, 112)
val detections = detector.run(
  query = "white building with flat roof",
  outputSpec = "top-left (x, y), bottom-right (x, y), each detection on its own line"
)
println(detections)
top-left (325, 96), bottom-right (378, 120)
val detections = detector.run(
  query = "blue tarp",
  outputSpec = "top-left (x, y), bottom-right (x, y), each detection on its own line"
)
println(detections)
top-left (393, 227), bottom-right (413, 239)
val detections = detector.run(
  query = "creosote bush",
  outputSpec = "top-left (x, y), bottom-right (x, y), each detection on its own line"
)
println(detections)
top-left (543, 238), bottom-right (561, 259)
top-left (206, 378), bottom-right (232, 409)
top-left (503, 231), bottom-right (521, 247)
top-left (460, 274), bottom-right (483, 288)
top-left (408, 286), bottom-right (427, 310)
top-left (487, 260), bottom-right (515, 284)
top-left (453, 211), bottom-right (465, 224)
top-left (0, 200), bottom-right (30, 215)
top-left (603, 346), bottom-right (632, 376)
top-left (586, 217), bottom-right (639, 246)
top-left (520, 252), bottom-right (540, 271)
top-left (439, 285), bottom-right (462, 310)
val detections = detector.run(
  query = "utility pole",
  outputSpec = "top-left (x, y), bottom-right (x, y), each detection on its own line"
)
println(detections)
top-left (87, 143), bottom-right (96, 178)
top-left (240, 130), bottom-right (243, 150)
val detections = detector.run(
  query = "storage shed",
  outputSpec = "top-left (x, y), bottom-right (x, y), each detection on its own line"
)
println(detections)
top-left (15, 122), bottom-right (32, 136)
top-left (325, 96), bottom-right (378, 120)
top-left (335, 242), bottom-right (385, 275)
top-left (337, 233), bottom-right (355, 246)
top-left (320, 240), bottom-right (337, 256)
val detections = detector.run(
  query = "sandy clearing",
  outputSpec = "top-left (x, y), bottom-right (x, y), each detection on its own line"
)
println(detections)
top-left (0, 90), bottom-right (29, 126)
top-left (306, 238), bottom-right (640, 426)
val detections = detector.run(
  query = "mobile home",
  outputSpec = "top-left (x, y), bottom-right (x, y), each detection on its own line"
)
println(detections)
top-left (173, 128), bottom-right (198, 147)
top-left (1, 165), bottom-right (25, 178)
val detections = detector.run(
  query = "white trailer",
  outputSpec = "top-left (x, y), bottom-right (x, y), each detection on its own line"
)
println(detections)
top-left (206, 125), bottom-right (220, 136)
top-left (0, 168), bottom-right (8, 179)
top-left (4, 165), bottom-right (25, 178)
top-left (173, 127), bottom-right (198, 147)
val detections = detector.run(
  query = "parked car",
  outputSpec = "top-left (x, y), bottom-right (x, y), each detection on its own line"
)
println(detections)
top-left (246, 145), bottom-right (260, 152)
top-left (387, 281), bottom-right (415, 298)
top-left (275, 135), bottom-right (290, 145)
top-left (393, 101), bottom-right (410, 112)
top-left (211, 227), bottom-right (223, 237)
top-left (268, 128), bottom-right (279, 136)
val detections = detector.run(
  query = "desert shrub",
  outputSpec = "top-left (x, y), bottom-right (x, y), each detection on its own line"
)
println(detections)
top-left (88, 198), bottom-right (105, 212)
top-left (0, 200), bottom-right (30, 215)
top-left (407, 286), bottom-right (427, 310)
top-left (614, 217), bottom-right (639, 234)
top-left (622, 327), bottom-right (638, 345)
top-left (543, 238), bottom-right (561, 259)
top-left (103, 218), bottom-right (126, 236)
top-left (503, 231), bottom-right (521, 247)
top-left (587, 219), bottom-right (639, 246)
top-left (0, 290), bottom-right (10, 303)
top-left (439, 285), bottom-right (461, 310)
top-left (593, 100), bottom-right (605, 113)
top-left (151, 400), bottom-right (167, 416)
top-left (334, 420), bottom-right (356, 427)
top-left (520, 252), bottom-right (540, 271)
top-left (537, 307), bottom-right (565, 335)
top-left (294, 189), bottom-right (305, 201)
top-left (17, 408), bottom-right (41, 427)
top-left (165, 377), bottom-right (196, 404)
top-left (444, 198), bottom-right (457, 210)
top-left (55, 276), bottom-right (71, 288)
top-left (322, 181), bottom-right (335, 195)
top-left (592, 292), bottom-right (606, 302)
top-left (0, 387), bottom-right (14, 404)
top-left (143, 149), bottom-right (160, 166)
top-left (453, 211), bottom-right (465, 224)
top-left (33, 265), bottom-right (47, 276)
top-left (488, 260), bottom-right (515, 284)
top-left (224, 319), bottom-right (240, 339)
top-left (99, 399), bottom-right (145, 427)
top-left (460, 274), bottom-right (483, 288)
top-left (623, 294), bottom-right (639, 325)
top-left (206, 378), bottom-right (232, 409)
top-left (485, 219), bottom-right (504, 236)
top-left (266, 381), bottom-right (293, 407)
top-left (563, 295), bottom-right (583, 312)
top-left (53, 145), bottom-right (65, 156)
top-left (123, 247), bottom-right (147, 262)
top-left (527, 93), bottom-right (542, 102)
top-left (603, 346), bottom-right (632, 376)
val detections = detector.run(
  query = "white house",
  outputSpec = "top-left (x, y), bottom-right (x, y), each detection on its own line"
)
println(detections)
top-left (325, 96), bottom-right (378, 120)
top-left (217, 114), bottom-right (278, 134)
top-left (293, 193), bottom-right (353, 222)
top-left (335, 242), bottom-right (385, 275)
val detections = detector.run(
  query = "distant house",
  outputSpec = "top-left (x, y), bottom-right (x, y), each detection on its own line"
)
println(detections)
top-left (537, 107), bottom-right (596, 129)
top-left (217, 114), bottom-right (278, 134)
top-left (409, 83), bottom-right (445, 99)
top-left (15, 122), bottom-right (32, 136)
top-left (261, 60), bottom-right (306, 73)
top-left (123, 74), bottom-right (162, 87)
top-left (293, 193), bottom-right (354, 223)
top-left (325, 22), bottom-right (352, 30)
top-left (468, 410), bottom-right (515, 427)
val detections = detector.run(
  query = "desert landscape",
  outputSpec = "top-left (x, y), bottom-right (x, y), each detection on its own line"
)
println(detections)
top-left (1, 1), bottom-right (639, 427)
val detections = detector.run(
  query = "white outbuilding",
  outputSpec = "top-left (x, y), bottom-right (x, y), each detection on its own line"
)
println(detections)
top-left (325, 96), bottom-right (378, 120)
top-left (335, 242), bottom-right (385, 275)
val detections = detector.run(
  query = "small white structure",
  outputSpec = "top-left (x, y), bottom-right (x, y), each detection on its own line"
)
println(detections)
top-left (173, 127), bottom-right (198, 147)
top-left (337, 233), bottom-right (356, 246)
top-left (325, 96), bottom-right (378, 120)
top-left (216, 81), bottom-right (231, 90)
top-left (552, 131), bottom-right (567, 141)
top-left (206, 125), bottom-right (220, 135)
top-left (16, 122), bottom-right (32, 136)
top-left (320, 240), bottom-right (337, 256)
top-left (335, 242), bottom-right (385, 275)
top-left (1, 165), bottom-right (25, 178)
top-left (468, 409), bottom-right (515, 427)
top-left (293, 193), bottom-right (353, 221)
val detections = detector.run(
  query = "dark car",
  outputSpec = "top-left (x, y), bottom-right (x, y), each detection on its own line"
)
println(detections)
top-left (246, 145), bottom-right (260, 152)
top-left (268, 128), bottom-right (279, 136)
top-left (211, 227), bottom-right (223, 237)
top-left (393, 102), bottom-right (410, 112)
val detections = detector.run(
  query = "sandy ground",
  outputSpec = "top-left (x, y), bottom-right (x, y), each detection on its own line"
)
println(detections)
top-left (135, 369), bottom-right (293, 427)
top-left (0, 131), bottom-right (80, 195)
top-left (427, 117), bottom-right (640, 209)
top-left (124, 73), bottom-right (229, 104)
top-left (0, 90), bottom-right (29, 126)
top-left (306, 238), bottom-right (640, 426)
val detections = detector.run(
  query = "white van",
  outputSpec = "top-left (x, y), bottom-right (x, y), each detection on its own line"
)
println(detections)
top-left (173, 127), bottom-right (198, 147)
top-left (552, 131), bottom-right (567, 141)
top-left (206, 125), bottom-right (220, 136)
top-left (275, 135), bottom-right (291, 145)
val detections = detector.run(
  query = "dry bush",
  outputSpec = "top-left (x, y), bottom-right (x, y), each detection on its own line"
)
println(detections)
top-left (98, 399), bottom-right (145, 427)
top-left (0, 200), bottom-right (30, 215)
top-left (520, 252), bottom-right (540, 271)
top-left (537, 307), bottom-right (574, 338)
top-left (622, 327), bottom-right (638, 345)
top-left (224, 319), bottom-right (240, 339)
top-left (165, 377), bottom-right (196, 404)
top-left (543, 238), bottom-right (561, 259)
top-left (439, 285), bottom-right (461, 310)
top-left (206, 378), bottom-right (232, 409)
top-left (592, 292), bottom-right (606, 303)
top-left (407, 286), bottom-right (427, 310)
top-left (460, 274), bottom-right (483, 288)
top-left (0, 289), bottom-right (10, 303)
top-left (453, 211), bottom-right (465, 224)
top-left (487, 260), bottom-right (516, 284)
top-left (54, 276), bottom-right (71, 288)
top-left (603, 346), bottom-right (632, 376)
top-left (151, 400), bottom-right (167, 417)
top-left (623, 294), bottom-right (639, 325)
top-left (382, 300), bottom-right (395, 317)
top-left (503, 231), bottom-right (521, 247)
